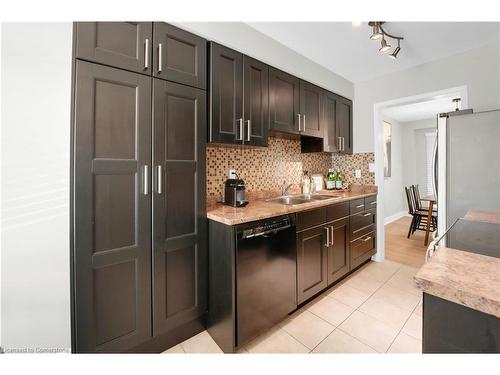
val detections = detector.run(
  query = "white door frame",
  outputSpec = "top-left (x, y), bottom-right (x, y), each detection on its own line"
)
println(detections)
top-left (372, 85), bottom-right (468, 262)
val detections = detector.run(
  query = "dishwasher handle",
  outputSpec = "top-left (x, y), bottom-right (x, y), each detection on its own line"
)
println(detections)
top-left (240, 224), bottom-right (293, 239)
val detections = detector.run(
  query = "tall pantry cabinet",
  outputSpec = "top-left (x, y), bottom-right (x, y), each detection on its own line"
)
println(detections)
top-left (72, 22), bottom-right (207, 353)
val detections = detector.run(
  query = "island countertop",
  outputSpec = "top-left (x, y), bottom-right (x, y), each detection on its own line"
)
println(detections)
top-left (207, 186), bottom-right (377, 225)
top-left (414, 211), bottom-right (500, 318)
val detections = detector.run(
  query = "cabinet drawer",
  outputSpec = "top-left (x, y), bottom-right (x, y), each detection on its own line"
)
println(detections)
top-left (350, 231), bottom-right (376, 269)
top-left (350, 198), bottom-right (366, 214)
top-left (365, 195), bottom-right (377, 209)
top-left (296, 207), bottom-right (327, 232)
top-left (326, 201), bottom-right (349, 221)
top-left (350, 208), bottom-right (376, 239)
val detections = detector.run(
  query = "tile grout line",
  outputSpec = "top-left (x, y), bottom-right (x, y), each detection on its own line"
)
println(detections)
top-left (307, 263), bottom-right (403, 353)
top-left (385, 298), bottom-right (422, 353)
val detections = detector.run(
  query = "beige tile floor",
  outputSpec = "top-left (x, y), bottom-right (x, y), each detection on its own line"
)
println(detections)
top-left (163, 259), bottom-right (423, 354)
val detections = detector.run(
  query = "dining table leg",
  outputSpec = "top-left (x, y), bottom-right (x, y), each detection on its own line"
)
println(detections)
top-left (424, 201), bottom-right (434, 246)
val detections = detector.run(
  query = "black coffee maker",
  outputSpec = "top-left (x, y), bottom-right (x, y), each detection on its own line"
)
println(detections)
top-left (224, 176), bottom-right (248, 207)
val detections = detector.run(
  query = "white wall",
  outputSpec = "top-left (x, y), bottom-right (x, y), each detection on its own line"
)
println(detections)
top-left (354, 42), bottom-right (500, 153)
top-left (1, 23), bottom-right (72, 352)
top-left (402, 119), bottom-right (436, 191)
top-left (382, 116), bottom-right (405, 220)
top-left (177, 22), bottom-right (354, 99)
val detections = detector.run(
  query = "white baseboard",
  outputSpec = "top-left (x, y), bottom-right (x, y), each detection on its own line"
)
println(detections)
top-left (384, 211), bottom-right (410, 225)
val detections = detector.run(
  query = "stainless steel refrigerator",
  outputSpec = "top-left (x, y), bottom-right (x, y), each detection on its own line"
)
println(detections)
top-left (434, 109), bottom-right (500, 239)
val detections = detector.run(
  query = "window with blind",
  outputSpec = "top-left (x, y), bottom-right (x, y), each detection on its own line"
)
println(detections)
top-left (425, 131), bottom-right (437, 195)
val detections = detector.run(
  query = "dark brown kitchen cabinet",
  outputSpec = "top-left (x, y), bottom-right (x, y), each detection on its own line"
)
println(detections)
top-left (297, 225), bottom-right (328, 304)
top-left (299, 81), bottom-right (323, 138)
top-left (153, 22), bottom-right (207, 89)
top-left (209, 43), bottom-right (243, 144)
top-left (75, 22), bottom-right (153, 75)
top-left (243, 56), bottom-right (269, 146)
top-left (73, 60), bottom-right (152, 353)
top-left (152, 79), bottom-right (207, 337)
top-left (350, 231), bottom-right (376, 269)
top-left (326, 217), bottom-right (350, 285)
top-left (209, 43), bottom-right (269, 146)
top-left (269, 68), bottom-right (300, 134)
top-left (322, 90), bottom-right (339, 152)
top-left (336, 96), bottom-right (353, 154)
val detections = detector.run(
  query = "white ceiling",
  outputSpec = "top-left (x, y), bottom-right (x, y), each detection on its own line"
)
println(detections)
top-left (247, 22), bottom-right (500, 83)
top-left (382, 95), bottom-right (460, 122)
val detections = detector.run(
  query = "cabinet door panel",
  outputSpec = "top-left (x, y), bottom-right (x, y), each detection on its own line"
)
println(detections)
top-left (153, 23), bottom-right (207, 89)
top-left (76, 22), bottom-right (152, 74)
top-left (243, 56), bottom-right (269, 147)
top-left (299, 81), bottom-right (323, 137)
top-left (153, 79), bottom-right (207, 336)
top-left (336, 97), bottom-right (353, 154)
top-left (322, 91), bottom-right (339, 152)
top-left (209, 43), bottom-right (243, 144)
top-left (297, 226), bottom-right (328, 304)
top-left (269, 68), bottom-right (299, 134)
top-left (327, 218), bottom-right (350, 285)
top-left (74, 61), bottom-right (152, 352)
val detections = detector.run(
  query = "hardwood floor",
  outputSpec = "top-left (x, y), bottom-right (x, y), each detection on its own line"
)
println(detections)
top-left (384, 216), bottom-right (427, 268)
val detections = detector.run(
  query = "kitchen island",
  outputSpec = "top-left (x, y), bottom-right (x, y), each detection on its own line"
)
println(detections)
top-left (414, 210), bottom-right (500, 353)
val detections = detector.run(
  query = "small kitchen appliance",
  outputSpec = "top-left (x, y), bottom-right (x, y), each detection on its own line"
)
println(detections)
top-left (224, 178), bottom-right (248, 207)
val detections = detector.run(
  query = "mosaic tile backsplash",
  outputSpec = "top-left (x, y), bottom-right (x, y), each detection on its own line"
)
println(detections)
top-left (206, 136), bottom-right (375, 198)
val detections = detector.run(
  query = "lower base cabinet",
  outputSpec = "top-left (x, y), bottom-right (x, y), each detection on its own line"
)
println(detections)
top-left (297, 226), bottom-right (328, 304)
top-left (297, 196), bottom-right (377, 306)
top-left (327, 217), bottom-right (350, 284)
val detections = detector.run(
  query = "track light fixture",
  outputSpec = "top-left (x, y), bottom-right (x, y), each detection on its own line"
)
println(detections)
top-left (367, 22), bottom-right (404, 60)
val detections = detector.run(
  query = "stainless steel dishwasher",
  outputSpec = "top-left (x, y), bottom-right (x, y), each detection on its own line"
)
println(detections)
top-left (235, 215), bottom-right (297, 347)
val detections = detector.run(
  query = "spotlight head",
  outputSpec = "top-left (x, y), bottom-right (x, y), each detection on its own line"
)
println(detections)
top-left (389, 46), bottom-right (401, 59)
top-left (379, 38), bottom-right (391, 53)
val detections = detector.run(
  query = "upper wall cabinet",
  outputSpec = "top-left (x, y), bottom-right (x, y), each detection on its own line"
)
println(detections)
top-left (299, 81), bottom-right (323, 138)
top-left (76, 22), bottom-right (153, 75)
top-left (153, 23), bottom-right (207, 89)
top-left (209, 43), bottom-right (269, 147)
top-left (336, 96), bottom-right (353, 154)
top-left (269, 69), bottom-right (325, 139)
top-left (269, 68), bottom-right (300, 134)
top-left (243, 56), bottom-right (269, 147)
top-left (322, 90), bottom-right (339, 153)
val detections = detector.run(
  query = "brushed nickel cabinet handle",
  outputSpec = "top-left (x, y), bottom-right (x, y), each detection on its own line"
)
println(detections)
top-left (158, 43), bottom-right (163, 73)
top-left (236, 118), bottom-right (243, 141)
top-left (362, 212), bottom-right (372, 217)
top-left (324, 227), bottom-right (330, 246)
top-left (156, 165), bottom-right (162, 194)
top-left (355, 204), bottom-right (365, 209)
top-left (297, 113), bottom-right (302, 131)
top-left (370, 201), bottom-right (377, 205)
top-left (142, 165), bottom-right (149, 195)
top-left (330, 226), bottom-right (334, 245)
top-left (362, 236), bottom-right (372, 242)
top-left (303, 114), bottom-right (306, 131)
top-left (144, 39), bottom-right (150, 69)
top-left (245, 120), bottom-right (251, 142)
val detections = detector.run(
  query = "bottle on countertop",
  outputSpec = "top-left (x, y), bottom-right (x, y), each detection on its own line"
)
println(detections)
top-left (335, 168), bottom-right (343, 190)
top-left (302, 171), bottom-right (311, 195)
top-left (326, 169), bottom-right (335, 190)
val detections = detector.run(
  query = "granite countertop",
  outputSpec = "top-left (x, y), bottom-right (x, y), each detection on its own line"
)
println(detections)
top-left (207, 185), bottom-right (377, 225)
top-left (414, 210), bottom-right (500, 318)
top-left (414, 247), bottom-right (500, 318)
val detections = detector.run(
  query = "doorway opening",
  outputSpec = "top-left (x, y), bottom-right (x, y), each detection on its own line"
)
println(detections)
top-left (372, 86), bottom-right (468, 265)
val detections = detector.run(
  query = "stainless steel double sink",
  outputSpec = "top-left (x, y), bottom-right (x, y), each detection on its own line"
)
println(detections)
top-left (266, 194), bottom-right (343, 205)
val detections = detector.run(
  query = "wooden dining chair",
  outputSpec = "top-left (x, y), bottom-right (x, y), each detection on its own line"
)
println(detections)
top-left (411, 185), bottom-right (438, 230)
top-left (413, 184), bottom-right (437, 213)
top-left (405, 186), bottom-right (436, 238)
